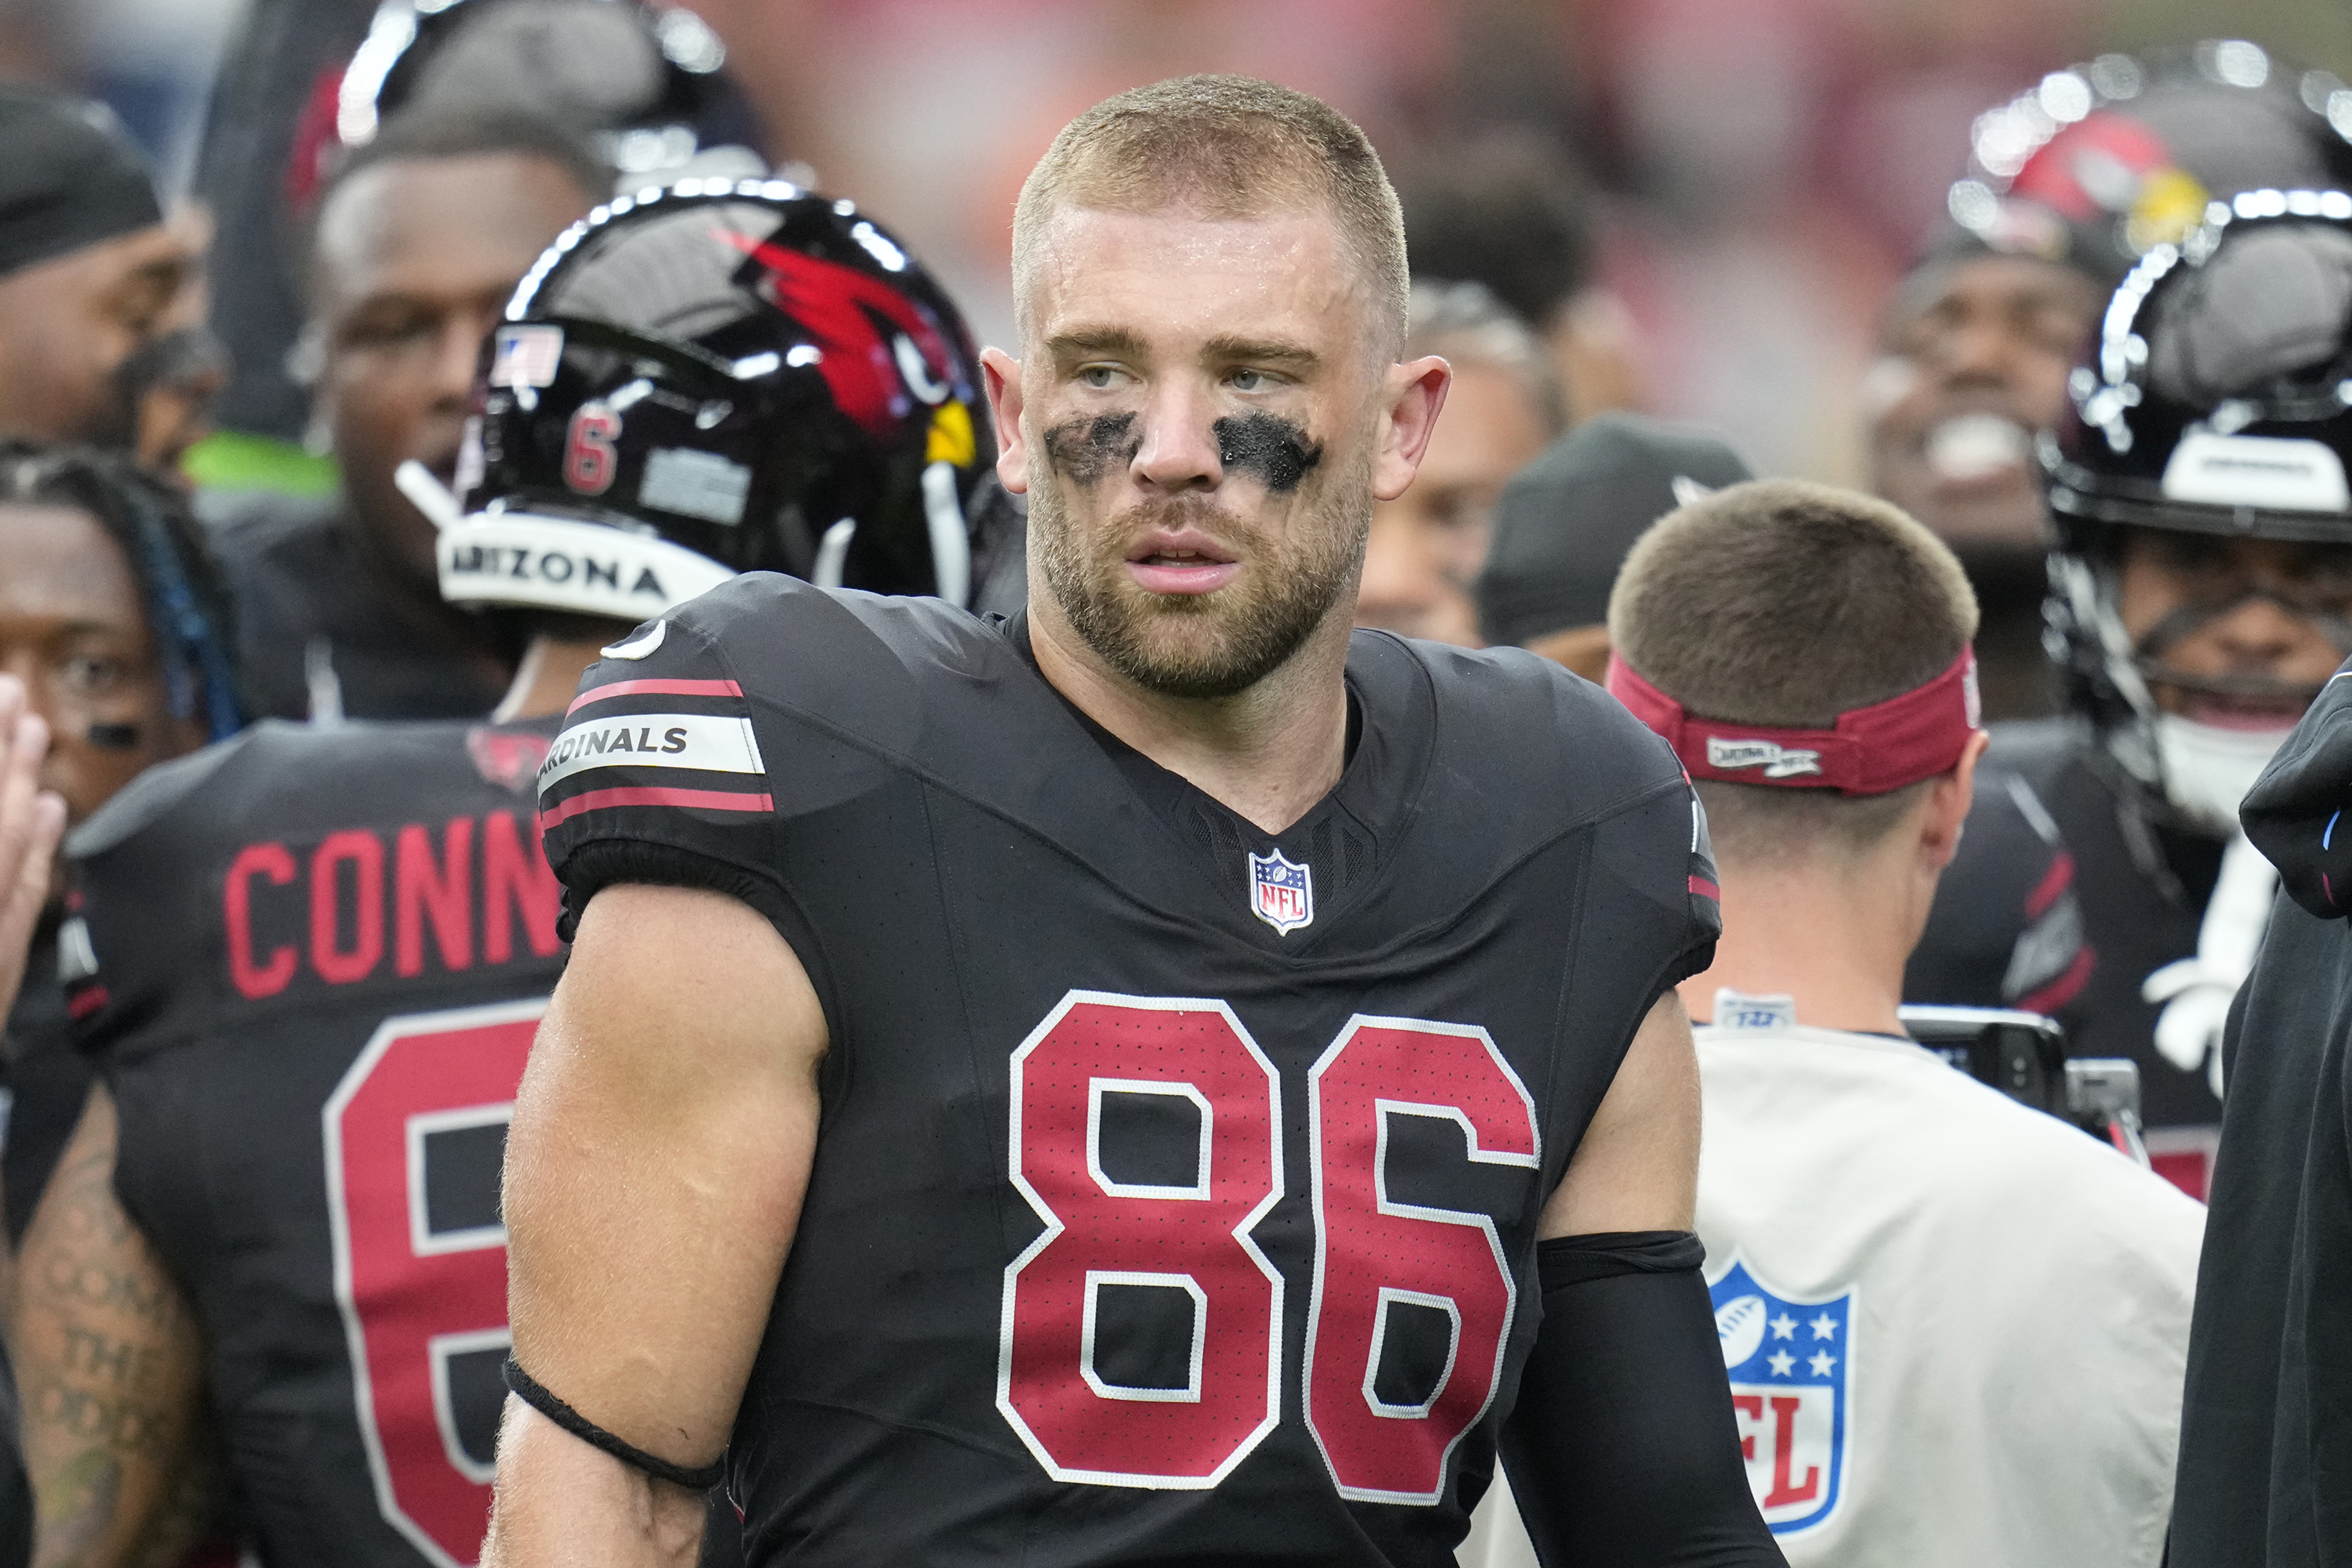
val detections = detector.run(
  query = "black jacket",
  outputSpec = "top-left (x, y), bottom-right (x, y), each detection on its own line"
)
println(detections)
top-left (2172, 670), bottom-right (2352, 1567)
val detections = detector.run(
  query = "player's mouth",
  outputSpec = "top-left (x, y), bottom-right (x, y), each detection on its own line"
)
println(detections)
top-left (2145, 658), bottom-right (2328, 730)
top-left (1920, 411), bottom-right (2033, 493)
top-left (2181, 692), bottom-right (2308, 731)
top-left (1126, 530), bottom-right (1240, 595)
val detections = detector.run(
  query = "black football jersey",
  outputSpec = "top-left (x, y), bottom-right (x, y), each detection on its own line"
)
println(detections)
top-left (1909, 718), bottom-right (2222, 1134)
top-left (4, 926), bottom-right (83, 1243)
top-left (64, 715), bottom-right (572, 1568)
top-left (538, 576), bottom-right (1720, 1567)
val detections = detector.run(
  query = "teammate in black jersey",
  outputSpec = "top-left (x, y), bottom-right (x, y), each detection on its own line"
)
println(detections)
top-left (0, 444), bottom-right (243, 1247)
top-left (1899, 49), bottom-right (2352, 1185)
top-left (11, 183), bottom-right (995, 1568)
top-left (490, 76), bottom-right (1776, 1567)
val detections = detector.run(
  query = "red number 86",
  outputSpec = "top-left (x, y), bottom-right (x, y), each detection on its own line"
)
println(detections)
top-left (998, 991), bottom-right (1539, 1506)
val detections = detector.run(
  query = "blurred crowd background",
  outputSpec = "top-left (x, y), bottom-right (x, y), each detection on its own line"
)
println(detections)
top-left (4, 0), bottom-right (2348, 488)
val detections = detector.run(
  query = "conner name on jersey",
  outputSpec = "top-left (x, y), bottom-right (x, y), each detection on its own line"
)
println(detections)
top-left (538, 675), bottom-right (775, 826)
top-left (216, 809), bottom-right (559, 1000)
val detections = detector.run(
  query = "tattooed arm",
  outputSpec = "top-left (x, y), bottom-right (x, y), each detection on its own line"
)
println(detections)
top-left (125, 1425), bottom-right (223, 1568)
top-left (15, 1085), bottom-right (207, 1568)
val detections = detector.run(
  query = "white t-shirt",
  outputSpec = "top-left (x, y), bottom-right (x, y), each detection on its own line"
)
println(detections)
top-left (1459, 1024), bottom-right (2203, 1568)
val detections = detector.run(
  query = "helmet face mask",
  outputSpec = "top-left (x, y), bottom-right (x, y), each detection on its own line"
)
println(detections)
top-left (444, 180), bottom-right (993, 621)
top-left (2043, 196), bottom-right (2352, 821)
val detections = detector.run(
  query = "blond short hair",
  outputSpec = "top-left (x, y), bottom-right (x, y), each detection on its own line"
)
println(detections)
top-left (1608, 479), bottom-right (1979, 855)
top-left (1011, 75), bottom-right (1409, 355)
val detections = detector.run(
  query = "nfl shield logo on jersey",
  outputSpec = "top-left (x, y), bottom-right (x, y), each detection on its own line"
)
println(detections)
top-left (1247, 849), bottom-right (1313, 934)
top-left (1710, 1256), bottom-right (1854, 1537)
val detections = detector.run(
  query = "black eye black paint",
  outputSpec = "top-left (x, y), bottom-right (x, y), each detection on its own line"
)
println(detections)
top-left (86, 723), bottom-right (142, 750)
top-left (1042, 413), bottom-right (1140, 485)
top-left (1214, 414), bottom-right (1323, 494)
top-left (1043, 410), bottom-right (1323, 492)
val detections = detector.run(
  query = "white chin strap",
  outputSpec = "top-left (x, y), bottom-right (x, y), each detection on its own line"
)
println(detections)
top-left (2143, 832), bottom-right (2277, 1102)
top-left (2138, 714), bottom-right (2294, 1102)
top-left (437, 512), bottom-right (734, 619)
top-left (2153, 712), bottom-right (2293, 837)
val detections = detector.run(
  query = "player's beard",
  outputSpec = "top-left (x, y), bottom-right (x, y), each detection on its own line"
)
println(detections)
top-left (1032, 458), bottom-right (1369, 701)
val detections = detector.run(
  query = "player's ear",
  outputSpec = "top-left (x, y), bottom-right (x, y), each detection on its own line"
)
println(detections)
top-left (1371, 354), bottom-right (1450, 503)
top-left (982, 348), bottom-right (1029, 496)
top-left (1918, 730), bottom-right (1989, 873)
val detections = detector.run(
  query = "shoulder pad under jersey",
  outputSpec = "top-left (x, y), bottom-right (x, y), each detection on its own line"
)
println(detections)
top-left (538, 574), bottom-right (980, 902)
top-left (66, 721), bottom-right (288, 861)
top-left (1399, 637), bottom-right (1693, 825)
top-left (1387, 634), bottom-right (1719, 947)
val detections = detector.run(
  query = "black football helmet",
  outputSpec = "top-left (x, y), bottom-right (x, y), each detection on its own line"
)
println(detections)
top-left (2041, 194), bottom-right (2352, 808)
top-left (338, 0), bottom-right (763, 183)
top-left (441, 178), bottom-right (993, 621)
top-left (1937, 42), bottom-right (2352, 288)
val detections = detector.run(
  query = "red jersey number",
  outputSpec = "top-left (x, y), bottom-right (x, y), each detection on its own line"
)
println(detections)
top-left (1304, 1017), bottom-right (1537, 1503)
top-left (325, 1000), bottom-right (542, 1567)
top-left (563, 403), bottom-right (620, 495)
top-left (998, 993), bottom-right (1541, 1503)
top-left (998, 994), bottom-right (1284, 1488)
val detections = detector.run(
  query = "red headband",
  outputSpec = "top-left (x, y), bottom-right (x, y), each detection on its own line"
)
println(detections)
top-left (1605, 648), bottom-right (1982, 796)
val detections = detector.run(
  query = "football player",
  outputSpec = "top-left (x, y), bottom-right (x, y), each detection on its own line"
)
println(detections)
top-left (1865, 42), bottom-right (2352, 721)
top-left (1606, 480), bottom-right (2201, 1563)
top-left (12, 182), bottom-right (996, 1568)
top-left (0, 445), bottom-right (242, 1252)
top-left (2179, 557), bottom-right (2352, 1564)
top-left (196, 0), bottom-right (765, 452)
top-left (207, 106), bottom-right (606, 723)
top-left (1907, 171), bottom-right (2352, 1186)
top-left (490, 76), bottom-right (1777, 1566)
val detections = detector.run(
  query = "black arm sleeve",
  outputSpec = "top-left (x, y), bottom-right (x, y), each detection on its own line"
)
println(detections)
top-left (1499, 1232), bottom-right (1784, 1567)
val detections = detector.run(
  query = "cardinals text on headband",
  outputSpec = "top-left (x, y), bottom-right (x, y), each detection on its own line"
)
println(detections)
top-left (1605, 649), bottom-right (1982, 796)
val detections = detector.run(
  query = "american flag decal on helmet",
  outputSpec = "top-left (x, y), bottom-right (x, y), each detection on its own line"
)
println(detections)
top-left (536, 675), bottom-right (774, 831)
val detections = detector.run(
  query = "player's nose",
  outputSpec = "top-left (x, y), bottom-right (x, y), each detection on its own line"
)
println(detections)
top-left (1129, 380), bottom-right (1223, 494)
top-left (1939, 313), bottom-right (2027, 390)
top-left (2203, 594), bottom-right (2318, 670)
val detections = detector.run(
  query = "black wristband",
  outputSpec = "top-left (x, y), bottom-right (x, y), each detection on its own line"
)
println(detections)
top-left (503, 1356), bottom-right (726, 1491)
top-left (1536, 1229), bottom-right (1706, 1290)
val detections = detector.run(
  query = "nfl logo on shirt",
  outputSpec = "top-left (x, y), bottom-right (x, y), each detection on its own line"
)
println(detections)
top-left (1710, 1256), bottom-right (1854, 1537)
top-left (1247, 849), bottom-right (1313, 934)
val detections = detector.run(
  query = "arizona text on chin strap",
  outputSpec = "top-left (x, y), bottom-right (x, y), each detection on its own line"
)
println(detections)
top-left (1605, 647), bottom-right (1983, 796)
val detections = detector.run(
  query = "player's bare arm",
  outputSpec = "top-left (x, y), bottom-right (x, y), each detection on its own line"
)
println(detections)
top-left (483, 884), bottom-right (827, 1567)
top-left (1539, 989), bottom-right (1701, 1239)
top-left (16, 1087), bottom-right (208, 1568)
top-left (1502, 987), bottom-right (1775, 1563)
